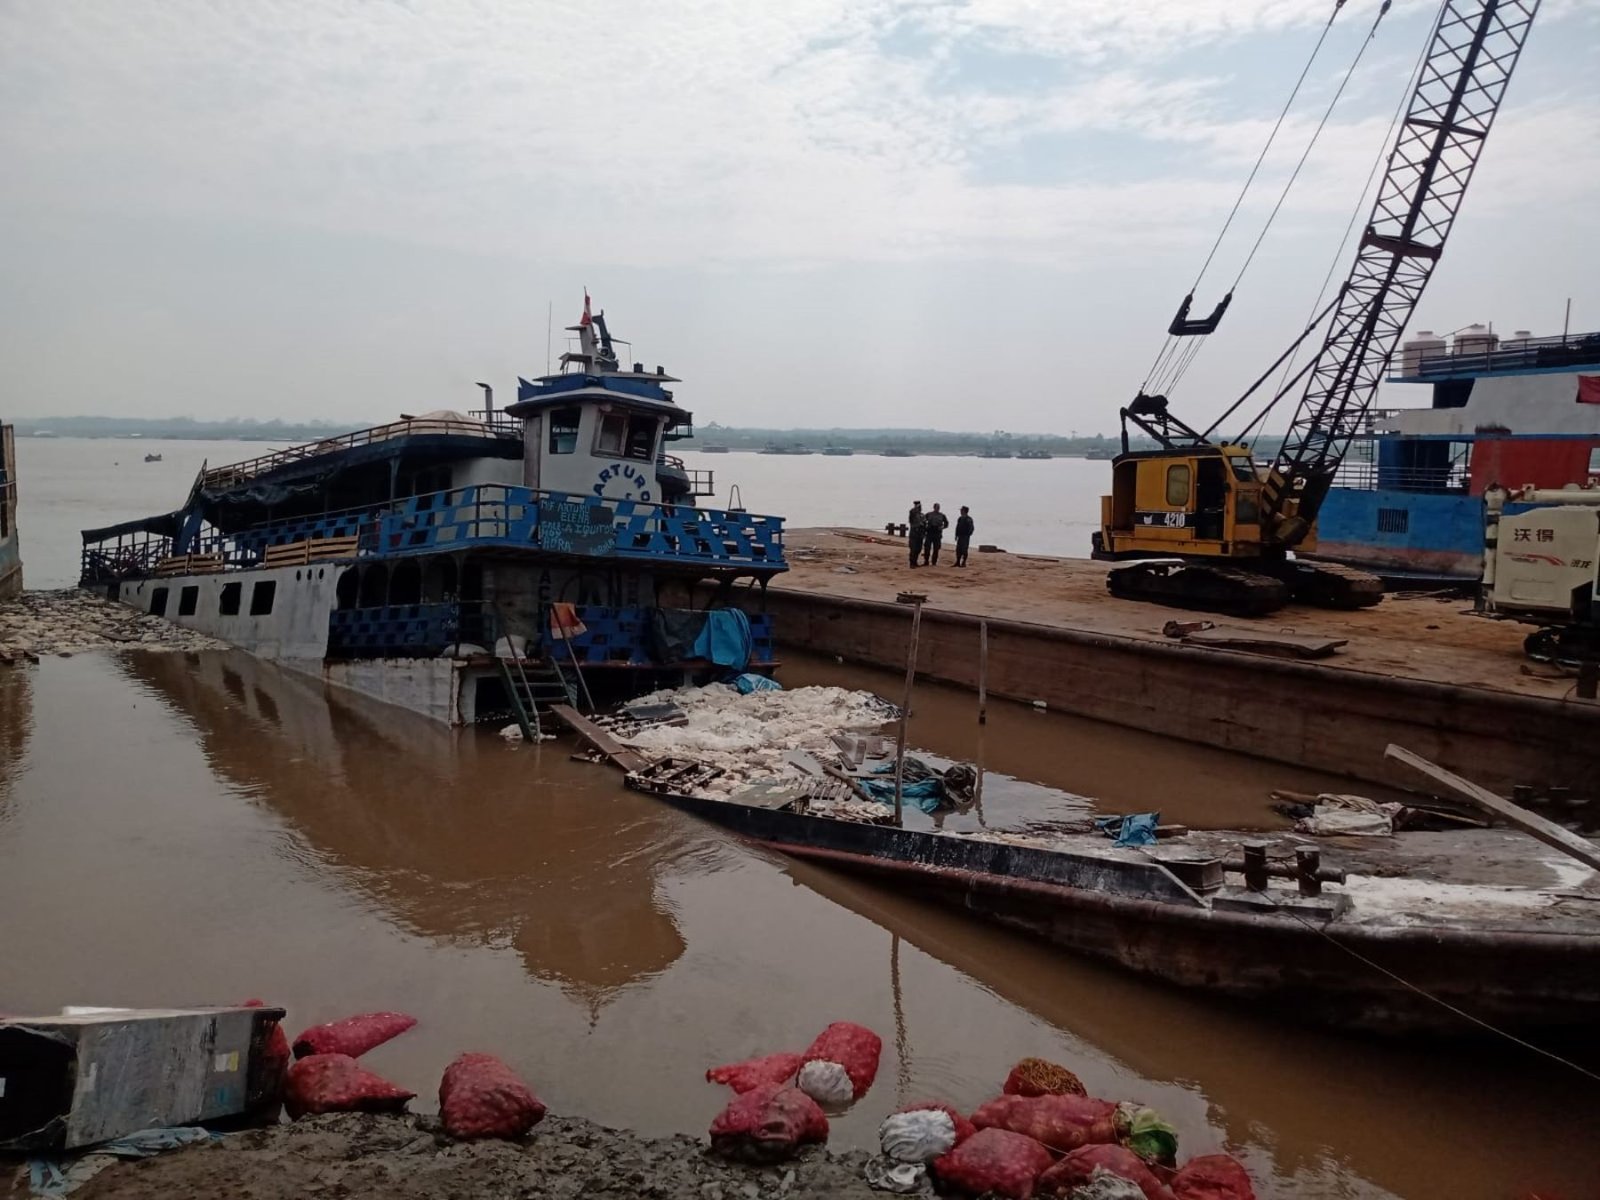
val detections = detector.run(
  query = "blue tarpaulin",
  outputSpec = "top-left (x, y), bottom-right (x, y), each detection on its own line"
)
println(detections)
top-left (1094, 812), bottom-right (1160, 847)
top-left (857, 761), bottom-right (946, 815)
top-left (733, 672), bottom-right (782, 694)
top-left (692, 608), bottom-right (753, 671)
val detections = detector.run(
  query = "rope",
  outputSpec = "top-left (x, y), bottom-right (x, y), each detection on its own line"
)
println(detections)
top-left (1264, 889), bottom-right (1600, 1085)
top-left (1276, 0), bottom-right (1435, 398)
top-left (1189, 0), bottom-right (1347, 295)
top-left (1136, 0), bottom-right (1347, 395)
top-left (1228, 0), bottom-right (1393, 294)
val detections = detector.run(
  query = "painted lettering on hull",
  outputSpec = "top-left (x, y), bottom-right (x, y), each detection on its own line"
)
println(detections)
top-left (592, 463), bottom-right (652, 504)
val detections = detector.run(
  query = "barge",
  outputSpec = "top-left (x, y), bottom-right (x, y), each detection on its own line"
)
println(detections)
top-left (1313, 325), bottom-right (1600, 584)
top-left (618, 745), bottom-right (1600, 1035)
top-left (78, 298), bottom-right (788, 724)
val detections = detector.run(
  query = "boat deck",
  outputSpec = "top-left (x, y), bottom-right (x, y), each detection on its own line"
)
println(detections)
top-left (780, 528), bottom-right (1572, 702)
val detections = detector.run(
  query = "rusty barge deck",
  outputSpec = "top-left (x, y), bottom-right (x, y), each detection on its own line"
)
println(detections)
top-left (750, 529), bottom-right (1600, 794)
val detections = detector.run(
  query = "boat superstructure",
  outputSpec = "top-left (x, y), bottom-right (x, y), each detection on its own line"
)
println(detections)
top-left (1313, 326), bottom-right (1600, 582)
top-left (79, 298), bottom-right (787, 724)
top-left (0, 420), bottom-right (20, 601)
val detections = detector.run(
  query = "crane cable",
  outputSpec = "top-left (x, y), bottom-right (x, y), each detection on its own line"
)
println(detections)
top-left (1137, 0), bottom-right (1348, 395)
top-left (1269, 0), bottom-right (1438, 410)
top-left (1158, 0), bottom-right (1395, 400)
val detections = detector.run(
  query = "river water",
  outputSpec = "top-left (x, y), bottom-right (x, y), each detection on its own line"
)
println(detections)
top-left (10, 438), bottom-right (1108, 588)
top-left (2, 435), bottom-right (1596, 1198)
top-left (0, 645), bottom-right (1593, 1200)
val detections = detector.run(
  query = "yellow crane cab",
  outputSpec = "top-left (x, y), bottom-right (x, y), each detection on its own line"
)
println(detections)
top-left (1097, 443), bottom-right (1276, 562)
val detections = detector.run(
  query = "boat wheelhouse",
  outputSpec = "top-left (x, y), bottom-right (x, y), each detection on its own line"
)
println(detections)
top-left (1313, 326), bottom-right (1600, 583)
top-left (79, 299), bottom-right (787, 724)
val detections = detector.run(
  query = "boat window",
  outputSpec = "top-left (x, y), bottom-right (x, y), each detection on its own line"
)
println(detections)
top-left (549, 408), bottom-right (581, 454)
top-left (149, 587), bottom-right (169, 617)
top-left (1589, 446), bottom-right (1600, 476)
top-left (626, 415), bottom-right (657, 461)
top-left (250, 580), bottom-right (276, 616)
top-left (595, 412), bottom-right (628, 456)
top-left (219, 581), bottom-right (241, 616)
top-left (178, 586), bottom-right (199, 616)
top-left (1165, 464), bottom-right (1191, 506)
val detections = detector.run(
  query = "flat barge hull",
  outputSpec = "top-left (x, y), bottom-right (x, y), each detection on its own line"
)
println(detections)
top-left (638, 786), bottom-right (1600, 1035)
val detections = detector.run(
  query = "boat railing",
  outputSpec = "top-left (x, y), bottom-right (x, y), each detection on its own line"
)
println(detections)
top-left (1394, 329), bottom-right (1600, 382)
top-left (658, 453), bottom-right (715, 498)
top-left (467, 408), bottom-right (523, 435)
top-left (200, 415), bottom-right (522, 491)
top-left (1332, 460), bottom-right (1473, 493)
top-left (81, 484), bottom-right (786, 585)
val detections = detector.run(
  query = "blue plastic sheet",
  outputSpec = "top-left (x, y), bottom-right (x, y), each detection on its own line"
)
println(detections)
top-left (857, 762), bottom-right (946, 815)
top-left (1094, 812), bottom-right (1160, 847)
top-left (692, 608), bottom-right (753, 670)
top-left (733, 672), bottom-right (782, 694)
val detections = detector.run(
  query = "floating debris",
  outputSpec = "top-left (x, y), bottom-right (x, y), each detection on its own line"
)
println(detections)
top-left (0, 589), bottom-right (226, 660)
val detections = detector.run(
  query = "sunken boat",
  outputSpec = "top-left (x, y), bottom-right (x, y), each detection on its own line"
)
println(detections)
top-left (79, 297), bottom-right (787, 724)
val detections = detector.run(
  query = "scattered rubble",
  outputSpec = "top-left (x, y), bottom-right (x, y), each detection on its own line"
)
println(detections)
top-left (54, 1112), bottom-right (884, 1200)
top-left (0, 589), bottom-right (226, 661)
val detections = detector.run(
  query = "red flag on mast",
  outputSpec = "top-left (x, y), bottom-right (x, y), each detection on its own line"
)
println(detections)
top-left (580, 290), bottom-right (592, 327)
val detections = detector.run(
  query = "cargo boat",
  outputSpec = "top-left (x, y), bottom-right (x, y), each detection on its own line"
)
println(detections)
top-left (78, 298), bottom-right (788, 724)
top-left (1312, 325), bottom-right (1600, 584)
top-left (620, 774), bottom-right (1600, 1035)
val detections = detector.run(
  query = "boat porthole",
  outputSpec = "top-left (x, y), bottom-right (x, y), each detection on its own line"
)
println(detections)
top-left (296, 569), bottom-right (302, 580)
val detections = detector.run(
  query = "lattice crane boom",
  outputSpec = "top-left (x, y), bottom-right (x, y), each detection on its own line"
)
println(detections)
top-left (1262, 0), bottom-right (1540, 544)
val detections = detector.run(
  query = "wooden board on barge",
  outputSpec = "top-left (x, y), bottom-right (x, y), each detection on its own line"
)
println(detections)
top-left (548, 704), bottom-right (650, 773)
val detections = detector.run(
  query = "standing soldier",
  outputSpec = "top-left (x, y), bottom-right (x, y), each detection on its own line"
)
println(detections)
top-left (954, 506), bottom-right (975, 567)
top-left (907, 501), bottom-right (926, 568)
top-left (923, 502), bottom-right (950, 566)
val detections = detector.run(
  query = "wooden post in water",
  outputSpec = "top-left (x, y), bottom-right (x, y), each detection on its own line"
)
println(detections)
top-left (978, 619), bottom-right (989, 726)
top-left (892, 592), bottom-right (926, 828)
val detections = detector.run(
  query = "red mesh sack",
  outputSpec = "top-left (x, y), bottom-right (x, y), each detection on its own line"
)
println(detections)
top-left (706, 1052), bottom-right (804, 1093)
top-left (241, 999), bottom-right (291, 1105)
top-left (1038, 1144), bottom-right (1173, 1200)
top-left (933, 1127), bottom-right (1055, 1199)
top-left (284, 1053), bottom-right (415, 1119)
top-left (972, 1093), bottom-right (1120, 1153)
top-left (1171, 1155), bottom-right (1256, 1200)
top-left (1003, 1057), bottom-right (1087, 1098)
top-left (708, 1082), bottom-right (829, 1164)
top-left (438, 1053), bottom-right (547, 1140)
top-left (796, 1021), bottom-right (882, 1104)
top-left (292, 1011), bottom-right (417, 1059)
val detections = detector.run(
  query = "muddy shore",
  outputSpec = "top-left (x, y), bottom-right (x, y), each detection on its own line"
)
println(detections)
top-left (18, 1113), bottom-right (882, 1200)
top-left (0, 589), bottom-right (224, 660)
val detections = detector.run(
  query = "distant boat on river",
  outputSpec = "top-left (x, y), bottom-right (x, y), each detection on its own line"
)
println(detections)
top-left (880, 447), bottom-right (915, 458)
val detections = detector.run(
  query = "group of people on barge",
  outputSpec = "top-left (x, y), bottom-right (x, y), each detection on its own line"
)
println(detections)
top-left (906, 501), bottom-right (975, 568)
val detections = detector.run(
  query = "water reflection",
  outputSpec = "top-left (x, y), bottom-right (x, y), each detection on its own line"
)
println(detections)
top-left (121, 651), bottom-right (687, 1012)
top-left (0, 665), bottom-right (33, 813)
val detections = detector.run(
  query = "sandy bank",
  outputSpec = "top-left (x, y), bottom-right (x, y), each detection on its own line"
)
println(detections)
top-left (30, 1112), bottom-right (880, 1200)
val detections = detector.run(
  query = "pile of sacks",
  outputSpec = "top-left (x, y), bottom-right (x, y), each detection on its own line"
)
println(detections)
top-left (247, 1004), bottom-right (545, 1141)
top-left (703, 1031), bottom-right (1255, 1200)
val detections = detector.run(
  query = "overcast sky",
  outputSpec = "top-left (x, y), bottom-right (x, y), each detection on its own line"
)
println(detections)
top-left (2, 0), bottom-right (1595, 434)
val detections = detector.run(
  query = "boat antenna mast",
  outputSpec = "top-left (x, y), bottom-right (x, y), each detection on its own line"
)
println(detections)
top-left (1259, 0), bottom-right (1540, 547)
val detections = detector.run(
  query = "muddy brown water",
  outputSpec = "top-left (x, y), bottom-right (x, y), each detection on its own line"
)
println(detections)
top-left (0, 649), bottom-right (1594, 1200)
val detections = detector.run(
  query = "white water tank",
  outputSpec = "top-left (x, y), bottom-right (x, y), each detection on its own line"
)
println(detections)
top-left (1400, 330), bottom-right (1447, 374)
top-left (1453, 323), bottom-right (1499, 357)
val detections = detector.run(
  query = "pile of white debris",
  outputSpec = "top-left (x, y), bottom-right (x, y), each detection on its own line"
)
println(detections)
top-left (616, 682), bottom-right (895, 798)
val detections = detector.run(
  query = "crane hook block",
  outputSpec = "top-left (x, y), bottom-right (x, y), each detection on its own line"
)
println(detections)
top-left (1167, 290), bottom-right (1233, 337)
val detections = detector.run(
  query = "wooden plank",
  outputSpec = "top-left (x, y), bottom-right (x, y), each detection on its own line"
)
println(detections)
top-left (1183, 626), bottom-right (1347, 659)
top-left (1385, 743), bottom-right (1600, 872)
top-left (549, 703), bottom-right (650, 773)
